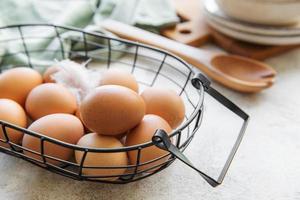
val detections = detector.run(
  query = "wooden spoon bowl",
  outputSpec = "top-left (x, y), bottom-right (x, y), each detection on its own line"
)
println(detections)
top-left (211, 55), bottom-right (276, 92)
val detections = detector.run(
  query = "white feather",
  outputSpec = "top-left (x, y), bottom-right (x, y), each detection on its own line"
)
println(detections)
top-left (51, 59), bottom-right (100, 103)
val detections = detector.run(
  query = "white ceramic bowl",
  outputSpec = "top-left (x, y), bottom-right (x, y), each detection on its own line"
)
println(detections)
top-left (215, 0), bottom-right (300, 26)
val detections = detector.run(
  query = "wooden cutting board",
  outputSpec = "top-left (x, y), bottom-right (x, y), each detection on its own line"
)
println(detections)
top-left (161, 0), bottom-right (299, 60)
top-left (160, 0), bottom-right (211, 46)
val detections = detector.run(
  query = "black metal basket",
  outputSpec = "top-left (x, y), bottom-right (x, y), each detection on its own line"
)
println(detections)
top-left (0, 24), bottom-right (249, 187)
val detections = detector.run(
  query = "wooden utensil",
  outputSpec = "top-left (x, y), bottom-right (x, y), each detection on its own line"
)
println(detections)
top-left (101, 20), bottom-right (276, 93)
top-left (160, 0), bottom-right (211, 46)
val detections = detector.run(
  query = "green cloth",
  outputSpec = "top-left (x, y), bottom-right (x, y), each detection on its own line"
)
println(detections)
top-left (0, 0), bottom-right (179, 70)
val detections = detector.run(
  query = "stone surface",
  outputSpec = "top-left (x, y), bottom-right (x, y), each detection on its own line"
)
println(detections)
top-left (1, 48), bottom-right (300, 200)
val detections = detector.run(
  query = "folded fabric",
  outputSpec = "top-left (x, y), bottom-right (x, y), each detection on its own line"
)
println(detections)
top-left (0, 0), bottom-right (179, 70)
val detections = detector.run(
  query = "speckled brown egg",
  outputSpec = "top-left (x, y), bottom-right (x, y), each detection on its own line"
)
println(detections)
top-left (25, 83), bottom-right (77, 120)
top-left (141, 88), bottom-right (185, 129)
top-left (75, 133), bottom-right (128, 180)
top-left (80, 85), bottom-right (145, 136)
top-left (0, 99), bottom-right (27, 147)
top-left (99, 69), bottom-right (139, 93)
top-left (22, 114), bottom-right (84, 165)
top-left (125, 114), bottom-right (172, 171)
top-left (0, 67), bottom-right (43, 106)
top-left (43, 65), bottom-right (60, 83)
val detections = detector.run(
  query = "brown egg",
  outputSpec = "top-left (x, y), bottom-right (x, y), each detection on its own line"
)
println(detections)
top-left (80, 85), bottom-right (145, 136)
top-left (43, 65), bottom-right (60, 83)
top-left (75, 108), bottom-right (91, 133)
top-left (22, 114), bottom-right (84, 165)
top-left (141, 88), bottom-right (185, 129)
top-left (0, 99), bottom-right (27, 147)
top-left (75, 133), bottom-right (128, 180)
top-left (0, 67), bottom-right (43, 106)
top-left (99, 69), bottom-right (139, 93)
top-left (25, 83), bottom-right (77, 120)
top-left (125, 114), bottom-right (172, 172)
top-left (75, 108), bottom-right (82, 120)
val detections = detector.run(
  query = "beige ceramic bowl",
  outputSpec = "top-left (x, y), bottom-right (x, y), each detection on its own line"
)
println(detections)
top-left (215, 0), bottom-right (300, 25)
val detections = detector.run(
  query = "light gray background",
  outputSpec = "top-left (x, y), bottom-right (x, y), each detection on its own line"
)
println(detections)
top-left (1, 48), bottom-right (300, 200)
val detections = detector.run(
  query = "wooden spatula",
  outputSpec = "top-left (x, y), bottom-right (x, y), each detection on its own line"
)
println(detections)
top-left (102, 20), bottom-right (276, 93)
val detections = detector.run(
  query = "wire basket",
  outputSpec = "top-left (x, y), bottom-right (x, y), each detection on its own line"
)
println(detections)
top-left (0, 24), bottom-right (249, 187)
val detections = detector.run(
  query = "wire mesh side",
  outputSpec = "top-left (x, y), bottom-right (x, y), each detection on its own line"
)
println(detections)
top-left (0, 24), bottom-right (203, 184)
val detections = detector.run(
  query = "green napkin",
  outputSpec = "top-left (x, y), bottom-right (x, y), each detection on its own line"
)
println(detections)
top-left (0, 0), bottom-right (179, 70)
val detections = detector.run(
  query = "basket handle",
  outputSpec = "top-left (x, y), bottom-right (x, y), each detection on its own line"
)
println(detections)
top-left (152, 73), bottom-right (249, 187)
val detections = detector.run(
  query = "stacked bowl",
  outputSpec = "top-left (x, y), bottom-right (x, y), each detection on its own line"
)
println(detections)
top-left (204, 0), bottom-right (300, 45)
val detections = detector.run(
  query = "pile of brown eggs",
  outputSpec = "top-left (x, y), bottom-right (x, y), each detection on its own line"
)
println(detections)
top-left (0, 64), bottom-right (185, 179)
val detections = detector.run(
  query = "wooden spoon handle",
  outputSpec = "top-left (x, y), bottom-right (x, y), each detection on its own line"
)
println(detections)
top-left (101, 20), bottom-right (220, 77)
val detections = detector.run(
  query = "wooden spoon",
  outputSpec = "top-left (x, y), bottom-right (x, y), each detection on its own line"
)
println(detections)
top-left (101, 20), bottom-right (276, 93)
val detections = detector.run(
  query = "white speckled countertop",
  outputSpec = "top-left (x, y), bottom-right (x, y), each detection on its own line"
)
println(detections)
top-left (1, 48), bottom-right (300, 200)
